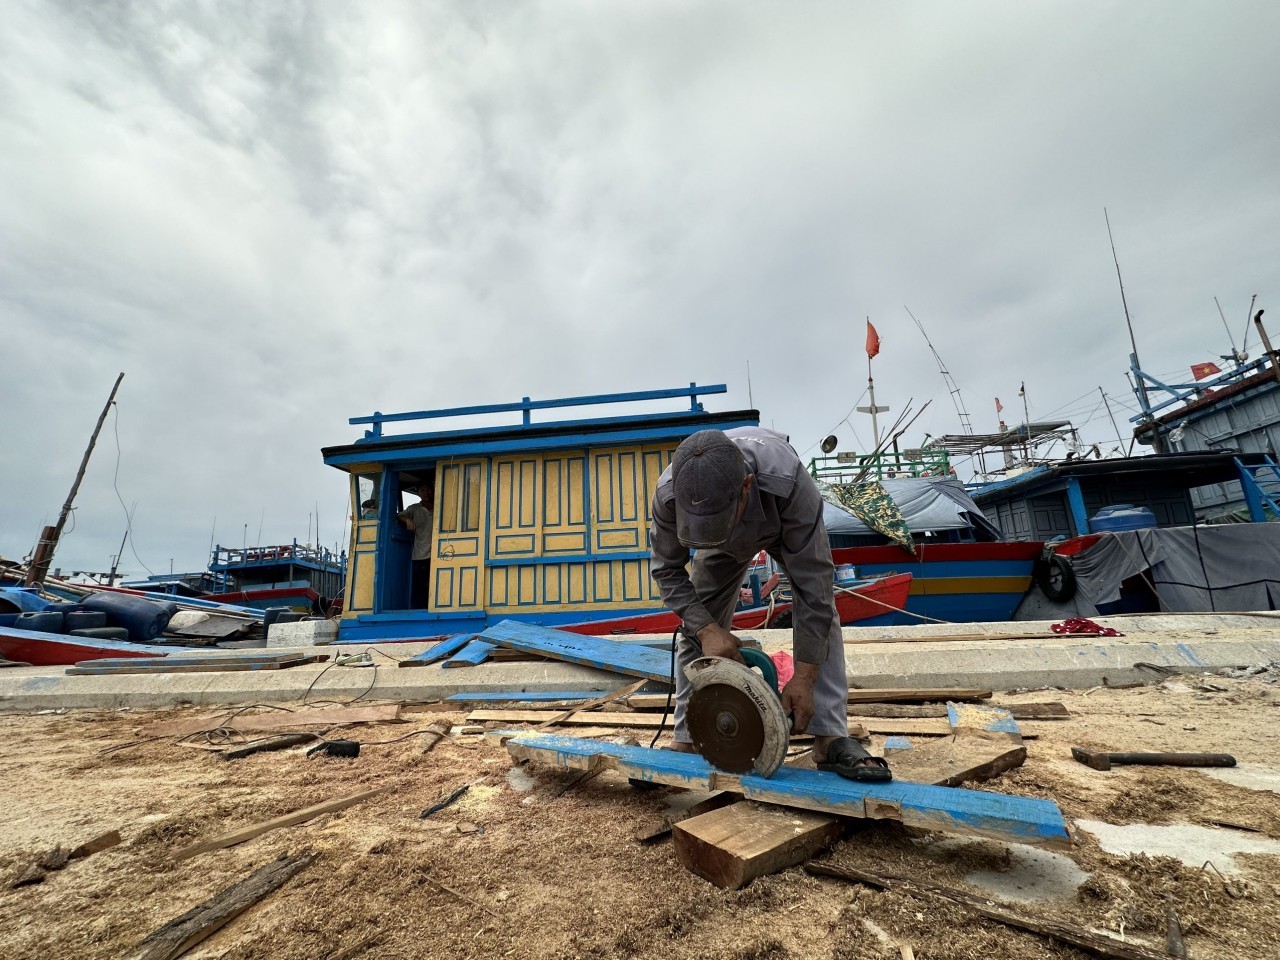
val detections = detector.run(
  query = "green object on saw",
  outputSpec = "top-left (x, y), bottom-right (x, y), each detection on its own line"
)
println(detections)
top-left (685, 648), bottom-right (791, 778)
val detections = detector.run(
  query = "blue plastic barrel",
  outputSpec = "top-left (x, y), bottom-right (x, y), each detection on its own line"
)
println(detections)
top-left (0, 587), bottom-right (51, 614)
top-left (0, 613), bottom-right (20, 628)
top-left (80, 593), bottom-right (177, 642)
top-left (69, 627), bottom-right (131, 641)
top-left (1091, 504), bottom-right (1157, 533)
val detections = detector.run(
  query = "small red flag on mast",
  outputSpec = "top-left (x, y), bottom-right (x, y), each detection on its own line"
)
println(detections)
top-left (865, 320), bottom-right (881, 359)
top-left (1190, 361), bottom-right (1221, 381)
top-left (995, 397), bottom-right (1003, 414)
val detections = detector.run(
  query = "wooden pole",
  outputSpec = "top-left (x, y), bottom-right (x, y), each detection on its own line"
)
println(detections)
top-left (1252, 310), bottom-right (1280, 388)
top-left (25, 373), bottom-right (125, 587)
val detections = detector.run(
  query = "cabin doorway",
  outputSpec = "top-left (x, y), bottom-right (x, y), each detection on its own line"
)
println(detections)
top-left (374, 469), bottom-right (436, 612)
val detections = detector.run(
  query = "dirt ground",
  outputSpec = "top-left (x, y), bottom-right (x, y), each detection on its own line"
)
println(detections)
top-left (1, 673), bottom-right (1278, 959)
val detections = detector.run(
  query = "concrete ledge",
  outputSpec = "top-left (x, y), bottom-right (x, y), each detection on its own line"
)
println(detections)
top-left (0, 615), bottom-right (1275, 713)
top-left (266, 619), bottom-right (339, 647)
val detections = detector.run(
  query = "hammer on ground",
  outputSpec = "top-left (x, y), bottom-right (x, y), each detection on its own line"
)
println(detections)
top-left (1071, 746), bottom-right (1237, 771)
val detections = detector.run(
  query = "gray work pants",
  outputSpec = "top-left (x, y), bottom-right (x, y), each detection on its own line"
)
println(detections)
top-left (671, 550), bottom-right (849, 743)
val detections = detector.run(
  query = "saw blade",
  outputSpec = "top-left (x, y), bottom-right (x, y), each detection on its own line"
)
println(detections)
top-left (687, 682), bottom-right (767, 773)
top-left (684, 656), bottom-right (790, 777)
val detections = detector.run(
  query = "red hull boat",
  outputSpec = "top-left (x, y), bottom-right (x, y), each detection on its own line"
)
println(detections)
top-left (558, 572), bottom-right (913, 635)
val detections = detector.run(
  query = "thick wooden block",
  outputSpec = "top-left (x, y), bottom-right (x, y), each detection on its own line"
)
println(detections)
top-left (673, 801), bottom-right (843, 889)
top-left (886, 735), bottom-right (1027, 787)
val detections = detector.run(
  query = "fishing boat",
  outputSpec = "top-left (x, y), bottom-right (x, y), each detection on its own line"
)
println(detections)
top-left (809, 452), bottom-right (1043, 625)
top-left (559, 572), bottom-right (913, 635)
top-left (122, 541), bottom-right (346, 614)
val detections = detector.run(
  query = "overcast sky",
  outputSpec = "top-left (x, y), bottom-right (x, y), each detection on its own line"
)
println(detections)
top-left (2, 1), bottom-right (1277, 580)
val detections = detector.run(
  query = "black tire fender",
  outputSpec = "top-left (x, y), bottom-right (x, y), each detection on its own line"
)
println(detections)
top-left (1035, 554), bottom-right (1077, 602)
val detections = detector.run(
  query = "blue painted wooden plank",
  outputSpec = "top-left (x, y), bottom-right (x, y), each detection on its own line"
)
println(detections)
top-left (882, 736), bottom-right (913, 753)
top-left (947, 702), bottom-right (1022, 736)
top-left (480, 620), bottom-right (674, 683)
top-left (442, 640), bottom-right (496, 669)
top-left (500, 732), bottom-right (1070, 848)
top-left (396, 633), bottom-right (477, 668)
top-left (444, 690), bottom-right (611, 703)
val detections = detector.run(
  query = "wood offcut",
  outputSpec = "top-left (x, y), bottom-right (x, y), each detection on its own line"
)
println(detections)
top-left (130, 852), bottom-right (316, 960)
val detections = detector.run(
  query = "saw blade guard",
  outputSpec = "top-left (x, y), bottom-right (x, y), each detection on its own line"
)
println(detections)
top-left (685, 655), bottom-right (790, 777)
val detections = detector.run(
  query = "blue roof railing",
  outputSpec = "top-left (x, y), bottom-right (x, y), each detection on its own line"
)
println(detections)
top-left (349, 383), bottom-right (728, 440)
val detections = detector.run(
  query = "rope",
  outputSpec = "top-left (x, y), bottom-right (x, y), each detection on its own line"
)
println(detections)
top-left (833, 582), bottom-right (952, 624)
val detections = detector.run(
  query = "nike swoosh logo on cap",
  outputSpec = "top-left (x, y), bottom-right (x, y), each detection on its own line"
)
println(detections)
top-left (691, 498), bottom-right (709, 505)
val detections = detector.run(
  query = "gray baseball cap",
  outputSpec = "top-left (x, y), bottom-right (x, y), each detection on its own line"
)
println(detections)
top-left (671, 430), bottom-right (747, 547)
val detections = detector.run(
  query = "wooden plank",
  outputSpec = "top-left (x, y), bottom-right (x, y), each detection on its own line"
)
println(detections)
top-left (827, 702), bottom-right (1069, 720)
top-left (847, 717), bottom-right (1037, 739)
top-left (885, 736), bottom-right (1027, 787)
top-left (500, 732), bottom-right (1071, 848)
top-left (470, 709), bottom-right (870, 737)
top-left (130, 853), bottom-right (315, 960)
top-left (173, 788), bottom-right (388, 860)
top-left (67, 656), bottom-right (324, 676)
top-left (78, 652), bottom-right (307, 668)
top-left (480, 619), bottom-right (674, 682)
top-left (806, 861), bottom-right (1169, 960)
top-left (445, 690), bottom-right (613, 704)
top-left (535, 678), bottom-right (649, 729)
top-left (397, 634), bottom-right (477, 668)
top-left (947, 702), bottom-right (1023, 741)
top-left (673, 800), bottom-right (843, 889)
top-left (847, 688), bottom-right (992, 704)
top-left (147, 705), bottom-right (402, 739)
top-left (441, 640), bottom-right (496, 668)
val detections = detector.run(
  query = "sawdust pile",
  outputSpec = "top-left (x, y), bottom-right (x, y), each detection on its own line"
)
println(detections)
top-left (0, 676), bottom-right (1278, 958)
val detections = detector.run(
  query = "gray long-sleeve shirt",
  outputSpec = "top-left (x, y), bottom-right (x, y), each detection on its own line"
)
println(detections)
top-left (648, 427), bottom-right (838, 664)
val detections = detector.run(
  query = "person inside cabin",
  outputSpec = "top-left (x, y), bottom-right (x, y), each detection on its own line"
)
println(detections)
top-left (648, 428), bottom-right (892, 781)
top-left (397, 479), bottom-right (435, 609)
top-left (360, 499), bottom-right (379, 521)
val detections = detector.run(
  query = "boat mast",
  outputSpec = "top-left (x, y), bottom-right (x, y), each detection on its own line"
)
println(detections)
top-left (1105, 209), bottom-right (1161, 452)
top-left (857, 317), bottom-right (889, 447)
top-left (24, 372), bottom-right (126, 587)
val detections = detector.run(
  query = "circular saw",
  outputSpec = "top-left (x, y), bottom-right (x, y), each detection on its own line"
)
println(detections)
top-left (685, 646), bottom-right (790, 777)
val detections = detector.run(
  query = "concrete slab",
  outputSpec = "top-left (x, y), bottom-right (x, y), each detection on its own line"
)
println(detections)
top-left (266, 619), bottom-right (339, 646)
top-left (1, 615), bottom-right (1278, 712)
top-left (1074, 818), bottom-right (1280, 875)
top-left (1201, 763), bottom-right (1280, 796)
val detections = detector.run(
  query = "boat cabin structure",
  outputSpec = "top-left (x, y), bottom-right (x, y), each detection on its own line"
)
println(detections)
top-left (322, 384), bottom-right (757, 642)
top-left (970, 451), bottom-right (1277, 541)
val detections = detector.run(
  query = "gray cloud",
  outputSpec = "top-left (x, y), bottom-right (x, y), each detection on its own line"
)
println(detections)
top-left (2, 1), bottom-right (1277, 577)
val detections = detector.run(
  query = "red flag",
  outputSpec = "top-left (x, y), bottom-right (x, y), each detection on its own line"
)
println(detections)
top-left (865, 321), bottom-right (881, 359)
top-left (1190, 361), bottom-right (1221, 381)
top-left (994, 397), bottom-right (1003, 414)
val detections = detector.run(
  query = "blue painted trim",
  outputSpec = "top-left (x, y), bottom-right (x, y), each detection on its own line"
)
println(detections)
top-left (443, 639), bottom-right (496, 668)
top-left (350, 384), bottom-right (727, 428)
top-left (1064, 476), bottom-right (1091, 535)
top-left (485, 550), bottom-right (651, 568)
top-left (323, 417), bottom-right (760, 467)
top-left (502, 733), bottom-right (1071, 846)
top-left (882, 736), bottom-right (913, 752)
top-left (480, 619), bottom-right (675, 682)
top-left (397, 633), bottom-right (476, 667)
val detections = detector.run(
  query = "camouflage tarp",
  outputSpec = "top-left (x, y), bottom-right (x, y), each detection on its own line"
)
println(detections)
top-left (819, 479), bottom-right (917, 556)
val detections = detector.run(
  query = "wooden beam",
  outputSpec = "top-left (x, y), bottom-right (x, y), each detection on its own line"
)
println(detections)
top-left (473, 709), bottom-right (869, 738)
top-left (147, 705), bottom-right (401, 739)
top-left (480, 619), bottom-right (674, 681)
top-left (67, 656), bottom-right (325, 676)
top-left (500, 732), bottom-right (1071, 848)
top-left (805, 860), bottom-right (1168, 960)
top-left (883, 736), bottom-right (1027, 787)
top-left (825, 702), bottom-right (1069, 720)
top-left (673, 801), bottom-right (844, 889)
top-left (130, 853), bottom-right (315, 960)
top-left (173, 788), bottom-right (387, 860)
